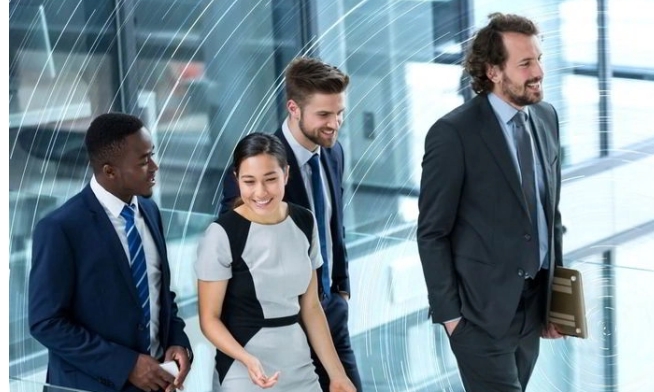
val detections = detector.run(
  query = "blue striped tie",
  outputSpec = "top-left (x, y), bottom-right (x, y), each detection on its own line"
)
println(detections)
top-left (308, 154), bottom-right (331, 299)
top-left (120, 204), bottom-right (151, 353)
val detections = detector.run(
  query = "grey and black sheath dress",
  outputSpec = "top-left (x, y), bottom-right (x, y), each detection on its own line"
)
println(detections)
top-left (195, 202), bottom-right (323, 392)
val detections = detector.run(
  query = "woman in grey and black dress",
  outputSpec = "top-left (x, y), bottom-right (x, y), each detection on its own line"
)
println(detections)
top-left (195, 133), bottom-right (355, 392)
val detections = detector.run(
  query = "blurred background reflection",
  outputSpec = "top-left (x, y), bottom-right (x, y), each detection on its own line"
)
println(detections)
top-left (9, 0), bottom-right (654, 391)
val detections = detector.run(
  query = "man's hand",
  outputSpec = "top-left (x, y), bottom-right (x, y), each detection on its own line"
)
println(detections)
top-left (542, 322), bottom-right (565, 339)
top-left (164, 345), bottom-right (192, 391)
top-left (128, 354), bottom-right (175, 392)
top-left (444, 318), bottom-right (461, 337)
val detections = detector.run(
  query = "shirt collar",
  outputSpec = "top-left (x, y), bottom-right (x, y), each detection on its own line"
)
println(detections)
top-left (282, 117), bottom-right (321, 167)
top-left (487, 92), bottom-right (530, 125)
top-left (90, 175), bottom-right (139, 218)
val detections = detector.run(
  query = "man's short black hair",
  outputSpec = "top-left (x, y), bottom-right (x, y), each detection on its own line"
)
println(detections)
top-left (85, 112), bottom-right (144, 170)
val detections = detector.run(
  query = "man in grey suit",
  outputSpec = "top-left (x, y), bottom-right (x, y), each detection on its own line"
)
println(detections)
top-left (417, 13), bottom-right (564, 392)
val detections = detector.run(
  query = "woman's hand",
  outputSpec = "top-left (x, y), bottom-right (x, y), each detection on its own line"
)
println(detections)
top-left (243, 355), bottom-right (280, 389)
top-left (329, 375), bottom-right (356, 392)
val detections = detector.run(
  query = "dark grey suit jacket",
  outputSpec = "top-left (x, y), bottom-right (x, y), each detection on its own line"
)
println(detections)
top-left (417, 94), bottom-right (563, 338)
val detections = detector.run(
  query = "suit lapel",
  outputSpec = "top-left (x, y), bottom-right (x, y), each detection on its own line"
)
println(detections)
top-left (320, 151), bottom-right (337, 220)
top-left (82, 186), bottom-right (140, 305)
top-left (477, 98), bottom-right (530, 217)
top-left (139, 199), bottom-right (166, 263)
top-left (140, 199), bottom-right (170, 302)
top-left (529, 111), bottom-right (554, 226)
top-left (276, 129), bottom-right (311, 208)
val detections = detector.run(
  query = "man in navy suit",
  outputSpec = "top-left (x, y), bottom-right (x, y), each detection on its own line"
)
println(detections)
top-left (221, 57), bottom-right (362, 391)
top-left (418, 13), bottom-right (564, 392)
top-left (29, 113), bottom-right (193, 392)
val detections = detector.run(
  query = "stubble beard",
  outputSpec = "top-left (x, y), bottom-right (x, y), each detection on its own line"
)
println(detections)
top-left (299, 115), bottom-right (337, 149)
top-left (503, 74), bottom-right (544, 107)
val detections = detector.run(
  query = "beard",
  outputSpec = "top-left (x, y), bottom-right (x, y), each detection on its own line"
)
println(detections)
top-left (502, 74), bottom-right (543, 107)
top-left (298, 114), bottom-right (337, 148)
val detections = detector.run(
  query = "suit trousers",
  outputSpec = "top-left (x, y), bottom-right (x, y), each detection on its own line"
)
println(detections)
top-left (311, 293), bottom-right (363, 391)
top-left (448, 271), bottom-right (546, 392)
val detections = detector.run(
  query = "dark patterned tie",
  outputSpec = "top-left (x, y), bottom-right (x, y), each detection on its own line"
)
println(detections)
top-left (513, 111), bottom-right (540, 274)
top-left (120, 204), bottom-right (151, 352)
top-left (308, 154), bottom-right (331, 299)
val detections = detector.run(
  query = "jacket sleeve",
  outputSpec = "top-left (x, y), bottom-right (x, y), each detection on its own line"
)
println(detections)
top-left (417, 119), bottom-right (464, 324)
top-left (29, 217), bottom-right (138, 389)
top-left (332, 142), bottom-right (350, 295)
top-left (551, 105), bottom-right (564, 267)
top-left (163, 288), bottom-right (192, 355)
top-left (152, 205), bottom-right (192, 356)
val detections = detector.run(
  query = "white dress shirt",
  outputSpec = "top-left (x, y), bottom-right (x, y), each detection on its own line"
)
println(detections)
top-left (91, 176), bottom-right (162, 357)
top-left (282, 119), bottom-right (334, 285)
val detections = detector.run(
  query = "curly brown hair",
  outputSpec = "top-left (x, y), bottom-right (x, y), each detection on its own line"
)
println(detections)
top-left (464, 13), bottom-right (540, 94)
top-left (285, 57), bottom-right (349, 107)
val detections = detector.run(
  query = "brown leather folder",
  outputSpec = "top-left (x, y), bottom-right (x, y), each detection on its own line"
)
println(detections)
top-left (549, 267), bottom-right (588, 338)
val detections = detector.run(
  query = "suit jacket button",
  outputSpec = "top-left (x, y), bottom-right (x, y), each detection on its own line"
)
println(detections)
top-left (138, 323), bottom-right (145, 331)
top-left (524, 234), bottom-right (532, 241)
top-left (517, 268), bottom-right (525, 277)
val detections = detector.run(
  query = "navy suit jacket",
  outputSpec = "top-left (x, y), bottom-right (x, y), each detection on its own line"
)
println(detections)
top-left (417, 94), bottom-right (563, 338)
top-left (29, 185), bottom-right (191, 392)
top-left (221, 128), bottom-right (350, 295)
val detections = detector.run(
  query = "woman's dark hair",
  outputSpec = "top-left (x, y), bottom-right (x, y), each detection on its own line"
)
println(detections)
top-left (464, 13), bottom-right (540, 94)
top-left (232, 132), bottom-right (288, 176)
top-left (231, 133), bottom-right (288, 209)
top-left (85, 112), bottom-right (144, 171)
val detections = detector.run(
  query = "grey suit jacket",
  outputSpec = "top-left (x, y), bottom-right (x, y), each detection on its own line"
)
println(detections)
top-left (417, 94), bottom-right (563, 338)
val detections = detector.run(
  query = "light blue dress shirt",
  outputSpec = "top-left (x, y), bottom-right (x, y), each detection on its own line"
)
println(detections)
top-left (487, 93), bottom-right (549, 270)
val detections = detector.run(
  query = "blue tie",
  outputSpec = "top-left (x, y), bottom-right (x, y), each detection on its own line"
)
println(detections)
top-left (120, 204), bottom-right (151, 353)
top-left (308, 154), bottom-right (331, 299)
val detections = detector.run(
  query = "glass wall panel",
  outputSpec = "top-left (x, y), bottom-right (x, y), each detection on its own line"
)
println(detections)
top-left (612, 78), bottom-right (654, 151)
top-left (129, 0), bottom-right (312, 303)
top-left (614, 235), bottom-right (654, 391)
top-left (9, 0), bottom-right (119, 378)
top-left (334, 0), bottom-right (465, 235)
top-left (132, 0), bottom-right (298, 215)
top-left (560, 74), bottom-right (600, 165)
top-left (607, 0), bottom-right (654, 70)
